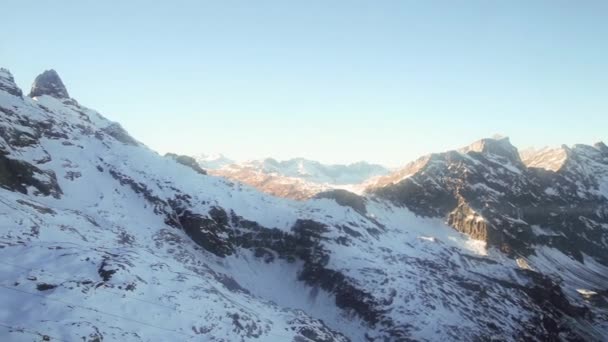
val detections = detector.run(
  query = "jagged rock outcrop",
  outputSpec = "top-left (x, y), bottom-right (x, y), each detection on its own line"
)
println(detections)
top-left (315, 189), bottom-right (368, 214)
top-left (595, 141), bottom-right (608, 154)
top-left (446, 199), bottom-right (489, 241)
top-left (0, 68), bottom-right (23, 97)
top-left (0, 153), bottom-right (62, 198)
top-left (101, 123), bottom-right (139, 146)
top-left (460, 136), bottom-right (524, 167)
top-left (28, 69), bottom-right (70, 99)
top-left (165, 153), bottom-right (207, 175)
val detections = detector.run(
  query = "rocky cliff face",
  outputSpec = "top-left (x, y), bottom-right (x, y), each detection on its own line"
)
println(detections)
top-left (165, 153), bottom-right (208, 175)
top-left (368, 137), bottom-right (608, 265)
top-left (0, 68), bottom-right (607, 341)
top-left (28, 69), bottom-right (70, 99)
top-left (0, 68), bottom-right (23, 97)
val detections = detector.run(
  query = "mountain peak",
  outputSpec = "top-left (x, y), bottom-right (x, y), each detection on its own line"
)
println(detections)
top-left (460, 136), bottom-right (522, 164)
top-left (520, 146), bottom-right (568, 171)
top-left (0, 68), bottom-right (23, 97)
top-left (594, 141), bottom-right (608, 154)
top-left (195, 153), bottom-right (235, 169)
top-left (29, 69), bottom-right (70, 99)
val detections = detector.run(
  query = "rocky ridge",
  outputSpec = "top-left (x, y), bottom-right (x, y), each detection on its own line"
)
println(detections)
top-left (0, 68), bottom-right (606, 341)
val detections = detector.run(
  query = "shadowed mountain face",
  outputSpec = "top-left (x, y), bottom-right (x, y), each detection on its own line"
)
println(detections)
top-left (28, 69), bottom-right (70, 99)
top-left (0, 68), bottom-right (607, 341)
top-left (367, 137), bottom-right (608, 265)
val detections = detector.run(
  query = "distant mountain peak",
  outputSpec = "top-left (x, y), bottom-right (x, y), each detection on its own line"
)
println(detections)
top-left (29, 69), bottom-right (70, 99)
top-left (197, 156), bottom-right (390, 199)
top-left (520, 146), bottom-right (567, 171)
top-left (195, 153), bottom-right (235, 170)
top-left (460, 136), bottom-right (522, 164)
top-left (595, 141), bottom-right (608, 153)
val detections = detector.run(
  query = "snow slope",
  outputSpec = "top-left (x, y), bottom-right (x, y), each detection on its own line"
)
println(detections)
top-left (0, 68), bottom-right (606, 341)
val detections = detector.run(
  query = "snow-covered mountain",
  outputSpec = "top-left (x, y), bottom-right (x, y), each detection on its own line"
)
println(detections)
top-left (195, 153), bottom-right (235, 170)
top-left (1, 68), bottom-right (607, 341)
top-left (200, 158), bottom-right (389, 200)
top-left (236, 158), bottom-right (389, 185)
top-left (367, 137), bottom-right (608, 263)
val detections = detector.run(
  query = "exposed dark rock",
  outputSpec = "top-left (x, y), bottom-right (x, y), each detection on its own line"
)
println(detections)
top-left (520, 269), bottom-right (590, 319)
top-left (176, 209), bottom-right (234, 257)
top-left (289, 316), bottom-right (350, 342)
top-left (16, 199), bottom-right (56, 214)
top-left (165, 153), bottom-right (207, 175)
top-left (372, 174), bottom-right (459, 217)
top-left (315, 189), bottom-right (367, 214)
top-left (339, 225), bottom-right (362, 239)
top-left (369, 137), bottom-right (608, 264)
top-left (65, 171), bottom-right (82, 180)
top-left (108, 168), bottom-right (167, 214)
top-left (98, 258), bottom-right (117, 282)
top-left (163, 195), bottom-right (236, 258)
top-left (208, 206), bottom-right (229, 225)
top-left (595, 141), bottom-right (608, 154)
top-left (36, 283), bottom-right (58, 291)
top-left (29, 69), bottom-right (69, 99)
top-left (0, 68), bottom-right (23, 97)
top-left (227, 215), bottom-right (387, 328)
top-left (480, 269), bottom-right (591, 340)
top-left (213, 273), bottom-right (250, 294)
top-left (447, 200), bottom-right (489, 241)
top-left (101, 123), bottom-right (138, 146)
top-left (0, 120), bottom-right (40, 148)
top-left (0, 153), bottom-right (62, 198)
top-left (227, 312), bottom-right (263, 338)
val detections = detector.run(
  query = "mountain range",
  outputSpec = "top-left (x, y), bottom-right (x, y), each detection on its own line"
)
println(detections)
top-left (193, 156), bottom-right (389, 200)
top-left (1, 67), bottom-right (607, 341)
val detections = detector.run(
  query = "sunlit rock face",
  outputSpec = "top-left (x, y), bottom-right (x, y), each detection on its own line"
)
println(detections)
top-left (200, 157), bottom-right (390, 200)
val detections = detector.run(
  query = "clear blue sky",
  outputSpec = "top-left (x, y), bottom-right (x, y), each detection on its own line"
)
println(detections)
top-left (2, 1), bottom-right (607, 166)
